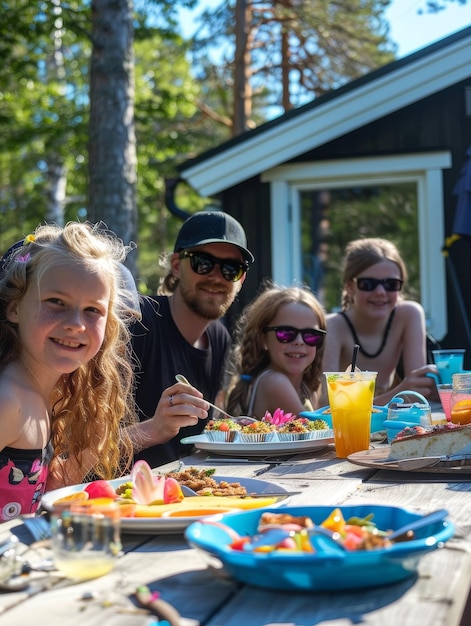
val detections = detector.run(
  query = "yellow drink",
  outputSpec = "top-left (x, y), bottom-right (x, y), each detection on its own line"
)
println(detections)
top-left (325, 371), bottom-right (377, 458)
top-left (53, 553), bottom-right (116, 580)
top-left (51, 502), bottom-right (121, 580)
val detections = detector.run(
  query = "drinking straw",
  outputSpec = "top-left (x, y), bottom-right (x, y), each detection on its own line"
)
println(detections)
top-left (351, 344), bottom-right (360, 372)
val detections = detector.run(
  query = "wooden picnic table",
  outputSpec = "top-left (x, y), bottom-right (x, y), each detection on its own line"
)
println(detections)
top-left (1, 436), bottom-right (471, 626)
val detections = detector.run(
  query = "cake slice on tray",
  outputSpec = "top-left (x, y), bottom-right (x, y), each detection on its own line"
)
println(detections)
top-left (388, 423), bottom-right (471, 460)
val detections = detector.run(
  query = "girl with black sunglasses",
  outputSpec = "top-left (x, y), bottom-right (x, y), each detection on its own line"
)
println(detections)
top-left (225, 283), bottom-right (326, 419)
top-left (321, 238), bottom-right (439, 406)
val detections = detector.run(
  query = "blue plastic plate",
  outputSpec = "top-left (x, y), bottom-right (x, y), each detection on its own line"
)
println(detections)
top-left (300, 405), bottom-right (388, 433)
top-left (185, 504), bottom-right (454, 591)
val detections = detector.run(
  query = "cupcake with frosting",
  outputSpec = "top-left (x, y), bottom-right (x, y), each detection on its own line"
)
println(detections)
top-left (238, 420), bottom-right (276, 443)
top-left (276, 417), bottom-right (328, 441)
top-left (306, 418), bottom-right (330, 432)
top-left (204, 419), bottom-right (242, 442)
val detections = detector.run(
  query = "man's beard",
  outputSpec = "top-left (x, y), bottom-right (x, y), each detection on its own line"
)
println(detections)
top-left (180, 281), bottom-right (236, 320)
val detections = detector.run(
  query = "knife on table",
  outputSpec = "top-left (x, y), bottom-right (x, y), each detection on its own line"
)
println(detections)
top-left (234, 492), bottom-right (301, 498)
top-left (378, 453), bottom-right (471, 471)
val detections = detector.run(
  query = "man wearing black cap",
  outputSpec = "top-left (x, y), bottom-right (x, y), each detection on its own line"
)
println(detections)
top-left (131, 211), bottom-right (254, 467)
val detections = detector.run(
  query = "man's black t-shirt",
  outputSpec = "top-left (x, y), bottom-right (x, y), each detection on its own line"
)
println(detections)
top-left (131, 296), bottom-right (231, 467)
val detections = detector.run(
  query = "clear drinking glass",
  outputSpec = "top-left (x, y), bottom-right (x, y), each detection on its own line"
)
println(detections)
top-left (0, 536), bottom-right (23, 584)
top-left (450, 373), bottom-right (471, 425)
top-left (50, 500), bottom-right (121, 581)
top-left (436, 383), bottom-right (453, 422)
top-left (432, 349), bottom-right (465, 384)
top-left (324, 371), bottom-right (377, 458)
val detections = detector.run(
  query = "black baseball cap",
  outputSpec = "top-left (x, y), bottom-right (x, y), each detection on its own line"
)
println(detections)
top-left (174, 211), bottom-right (254, 263)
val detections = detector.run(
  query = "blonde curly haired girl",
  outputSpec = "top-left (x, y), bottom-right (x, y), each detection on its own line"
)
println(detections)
top-left (0, 221), bottom-right (140, 518)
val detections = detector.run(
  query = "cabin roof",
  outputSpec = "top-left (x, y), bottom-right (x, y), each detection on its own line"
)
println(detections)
top-left (179, 26), bottom-right (471, 197)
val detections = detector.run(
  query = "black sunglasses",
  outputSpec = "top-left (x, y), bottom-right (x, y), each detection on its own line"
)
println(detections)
top-left (354, 277), bottom-right (403, 292)
top-left (263, 325), bottom-right (326, 347)
top-left (179, 250), bottom-right (249, 282)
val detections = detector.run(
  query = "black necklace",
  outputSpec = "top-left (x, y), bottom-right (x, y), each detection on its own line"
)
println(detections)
top-left (340, 309), bottom-right (396, 359)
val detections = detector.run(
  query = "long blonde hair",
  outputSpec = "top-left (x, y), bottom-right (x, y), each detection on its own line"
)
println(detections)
top-left (226, 283), bottom-right (326, 416)
top-left (0, 221), bottom-right (139, 482)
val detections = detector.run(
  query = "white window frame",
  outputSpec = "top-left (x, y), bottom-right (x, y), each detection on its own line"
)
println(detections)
top-left (262, 152), bottom-right (452, 340)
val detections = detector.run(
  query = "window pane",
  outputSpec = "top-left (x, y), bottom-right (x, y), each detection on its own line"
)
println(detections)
top-left (300, 183), bottom-right (419, 312)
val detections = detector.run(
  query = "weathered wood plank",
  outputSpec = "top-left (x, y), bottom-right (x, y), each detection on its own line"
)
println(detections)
top-left (2, 446), bottom-right (471, 626)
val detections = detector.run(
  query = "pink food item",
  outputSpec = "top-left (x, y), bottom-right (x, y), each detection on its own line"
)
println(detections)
top-left (84, 480), bottom-right (118, 500)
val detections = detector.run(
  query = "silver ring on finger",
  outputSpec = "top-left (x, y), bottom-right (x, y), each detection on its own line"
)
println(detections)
top-left (169, 394), bottom-right (174, 407)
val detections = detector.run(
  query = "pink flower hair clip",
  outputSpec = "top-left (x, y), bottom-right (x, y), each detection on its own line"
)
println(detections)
top-left (14, 234), bottom-right (35, 263)
top-left (15, 253), bottom-right (31, 263)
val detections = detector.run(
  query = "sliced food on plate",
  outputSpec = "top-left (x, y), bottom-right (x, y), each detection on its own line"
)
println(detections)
top-left (47, 461), bottom-right (285, 519)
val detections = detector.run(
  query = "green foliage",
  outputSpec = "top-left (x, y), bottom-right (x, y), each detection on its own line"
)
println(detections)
top-left (133, 30), bottom-right (208, 292)
top-left (0, 1), bottom-right (90, 250)
top-left (1, 0), bottom-right (465, 292)
top-left (0, 1), bottom-right (206, 291)
top-left (190, 0), bottom-right (397, 124)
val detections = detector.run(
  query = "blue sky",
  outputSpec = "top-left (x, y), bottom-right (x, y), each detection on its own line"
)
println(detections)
top-left (385, 0), bottom-right (470, 57)
top-left (179, 0), bottom-right (471, 59)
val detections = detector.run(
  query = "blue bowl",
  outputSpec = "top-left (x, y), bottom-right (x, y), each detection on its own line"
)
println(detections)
top-left (300, 405), bottom-right (388, 434)
top-left (185, 504), bottom-right (454, 591)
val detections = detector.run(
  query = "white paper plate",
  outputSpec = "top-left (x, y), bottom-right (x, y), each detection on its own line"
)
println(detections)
top-left (180, 433), bottom-right (334, 457)
top-left (40, 475), bottom-right (290, 534)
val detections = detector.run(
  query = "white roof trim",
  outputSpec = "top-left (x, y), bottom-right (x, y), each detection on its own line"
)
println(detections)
top-left (262, 152), bottom-right (452, 182)
top-left (181, 33), bottom-right (471, 197)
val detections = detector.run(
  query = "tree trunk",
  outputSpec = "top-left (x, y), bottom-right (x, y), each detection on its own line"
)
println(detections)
top-left (45, 0), bottom-right (67, 225)
top-left (281, 27), bottom-right (292, 112)
top-left (88, 0), bottom-right (138, 274)
top-left (46, 159), bottom-right (68, 225)
top-left (233, 0), bottom-right (252, 136)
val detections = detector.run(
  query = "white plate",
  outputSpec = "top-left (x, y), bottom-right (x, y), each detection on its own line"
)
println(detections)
top-left (180, 433), bottom-right (334, 457)
top-left (40, 475), bottom-right (290, 534)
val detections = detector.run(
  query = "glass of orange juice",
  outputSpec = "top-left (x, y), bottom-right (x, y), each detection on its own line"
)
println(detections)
top-left (50, 499), bottom-right (122, 581)
top-left (325, 371), bottom-right (377, 458)
top-left (450, 373), bottom-right (471, 425)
